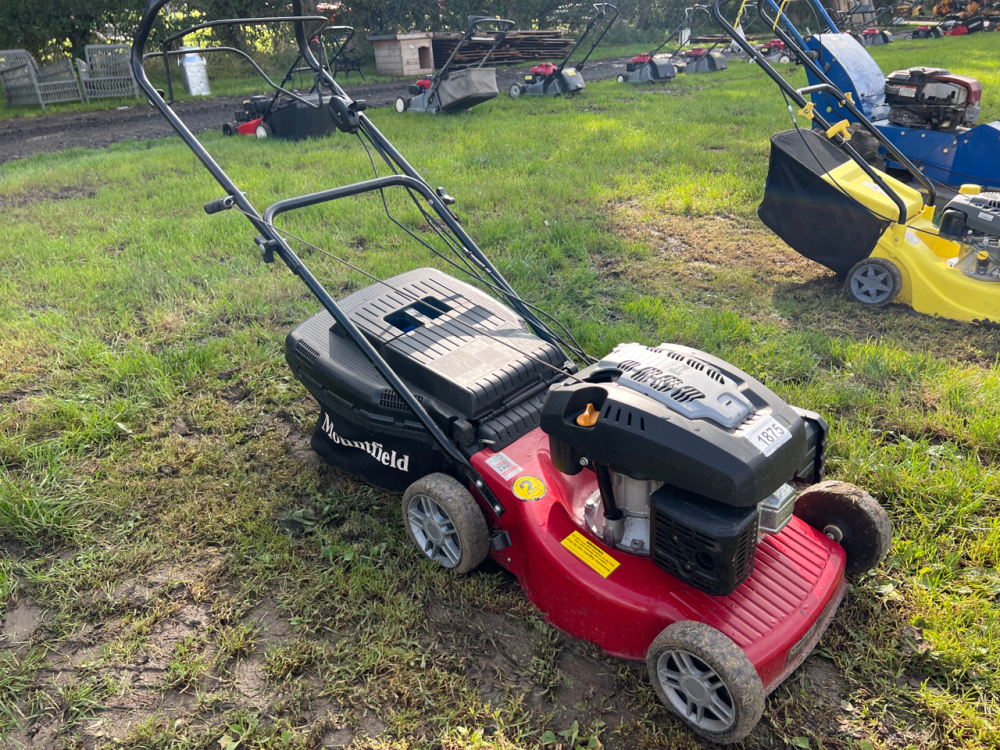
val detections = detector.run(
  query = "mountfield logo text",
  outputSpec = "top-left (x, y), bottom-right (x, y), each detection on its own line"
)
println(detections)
top-left (321, 414), bottom-right (410, 472)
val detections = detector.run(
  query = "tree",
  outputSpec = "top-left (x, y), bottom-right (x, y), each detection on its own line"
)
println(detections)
top-left (635, 0), bottom-right (654, 30)
top-left (0, 0), bottom-right (139, 59)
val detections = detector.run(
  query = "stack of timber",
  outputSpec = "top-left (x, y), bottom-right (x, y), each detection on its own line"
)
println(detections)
top-left (431, 30), bottom-right (574, 67)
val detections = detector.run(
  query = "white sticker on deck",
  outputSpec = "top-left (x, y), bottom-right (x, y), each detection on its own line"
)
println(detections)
top-left (745, 416), bottom-right (793, 456)
top-left (485, 452), bottom-right (523, 481)
top-left (862, 180), bottom-right (887, 196)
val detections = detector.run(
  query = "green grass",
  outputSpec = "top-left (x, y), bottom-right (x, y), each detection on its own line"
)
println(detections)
top-left (1, 31), bottom-right (1000, 749)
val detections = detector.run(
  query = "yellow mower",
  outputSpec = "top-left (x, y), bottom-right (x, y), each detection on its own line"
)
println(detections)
top-left (714, 0), bottom-right (1000, 325)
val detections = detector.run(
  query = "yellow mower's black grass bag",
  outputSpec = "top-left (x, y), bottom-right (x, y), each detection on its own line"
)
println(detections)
top-left (758, 129), bottom-right (890, 277)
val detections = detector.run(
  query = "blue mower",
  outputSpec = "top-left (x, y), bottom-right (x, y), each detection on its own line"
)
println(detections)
top-left (763, 0), bottom-right (999, 190)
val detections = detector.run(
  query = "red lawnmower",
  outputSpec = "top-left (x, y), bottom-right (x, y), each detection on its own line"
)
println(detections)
top-left (760, 38), bottom-right (791, 62)
top-left (221, 26), bottom-right (359, 139)
top-left (133, 1), bottom-right (892, 744)
top-left (144, 9), bottom-right (352, 140)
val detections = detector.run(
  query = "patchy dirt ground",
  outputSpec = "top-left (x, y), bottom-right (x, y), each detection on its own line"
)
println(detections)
top-left (0, 553), bottom-right (861, 749)
top-left (0, 56), bottom-right (644, 165)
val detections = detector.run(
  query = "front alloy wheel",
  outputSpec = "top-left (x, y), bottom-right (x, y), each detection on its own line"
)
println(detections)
top-left (646, 621), bottom-right (764, 744)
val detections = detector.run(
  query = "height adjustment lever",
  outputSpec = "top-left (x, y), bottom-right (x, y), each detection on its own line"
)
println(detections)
top-left (436, 187), bottom-right (456, 205)
top-left (254, 236), bottom-right (280, 263)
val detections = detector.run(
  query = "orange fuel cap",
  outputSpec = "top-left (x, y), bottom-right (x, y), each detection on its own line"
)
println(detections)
top-left (576, 403), bottom-right (599, 427)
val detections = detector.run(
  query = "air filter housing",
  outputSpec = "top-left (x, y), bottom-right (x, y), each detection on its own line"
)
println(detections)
top-left (651, 485), bottom-right (759, 595)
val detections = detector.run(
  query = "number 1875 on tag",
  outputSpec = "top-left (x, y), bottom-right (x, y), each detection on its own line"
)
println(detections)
top-left (745, 416), bottom-right (793, 456)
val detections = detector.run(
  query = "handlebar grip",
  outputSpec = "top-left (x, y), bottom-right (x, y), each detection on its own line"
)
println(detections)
top-left (204, 196), bottom-right (235, 214)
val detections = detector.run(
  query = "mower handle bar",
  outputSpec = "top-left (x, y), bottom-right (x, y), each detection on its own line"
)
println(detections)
top-left (435, 16), bottom-right (517, 78)
top-left (143, 41), bottom-right (342, 108)
top-left (265, 175), bottom-right (444, 225)
top-left (558, 3), bottom-right (620, 73)
top-left (642, 5), bottom-right (708, 68)
top-left (756, 0), bottom-right (936, 206)
top-left (130, 0), bottom-right (566, 514)
top-left (143, 15), bottom-right (344, 105)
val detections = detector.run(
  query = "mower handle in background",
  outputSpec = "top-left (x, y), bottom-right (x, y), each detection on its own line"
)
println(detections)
top-left (561, 3), bottom-right (620, 73)
top-left (708, 0), bottom-right (910, 223)
top-left (432, 15), bottom-right (517, 78)
top-left (636, 5), bottom-right (703, 73)
top-left (756, 0), bottom-right (937, 206)
top-left (145, 14), bottom-right (336, 105)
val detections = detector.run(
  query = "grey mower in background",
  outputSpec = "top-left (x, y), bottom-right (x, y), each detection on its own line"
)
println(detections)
top-left (508, 3), bottom-right (619, 99)
top-left (396, 16), bottom-right (514, 114)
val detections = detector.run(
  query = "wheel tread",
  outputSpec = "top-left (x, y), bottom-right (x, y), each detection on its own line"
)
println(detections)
top-left (401, 473), bottom-right (489, 575)
top-left (646, 620), bottom-right (764, 744)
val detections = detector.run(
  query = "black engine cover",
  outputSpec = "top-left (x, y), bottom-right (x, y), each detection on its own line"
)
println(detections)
top-left (541, 344), bottom-right (822, 507)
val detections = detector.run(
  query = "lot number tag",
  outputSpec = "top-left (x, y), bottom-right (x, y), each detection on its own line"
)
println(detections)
top-left (745, 416), bottom-right (793, 456)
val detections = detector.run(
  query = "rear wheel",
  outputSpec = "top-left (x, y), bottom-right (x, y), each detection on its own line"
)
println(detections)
top-left (617, 74), bottom-right (626, 83)
top-left (395, 96), bottom-right (409, 113)
top-left (646, 621), bottom-right (764, 744)
top-left (222, 122), bottom-right (237, 136)
top-left (845, 257), bottom-right (902, 307)
top-left (794, 481), bottom-right (892, 576)
top-left (509, 82), bottom-right (524, 98)
top-left (402, 473), bottom-right (489, 575)
top-left (778, 54), bottom-right (791, 63)
top-left (254, 122), bottom-right (272, 138)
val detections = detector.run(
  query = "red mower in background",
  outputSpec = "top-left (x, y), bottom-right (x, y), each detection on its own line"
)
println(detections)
top-left (509, 3), bottom-right (619, 98)
top-left (858, 26), bottom-right (895, 45)
top-left (760, 38), bottom-right (790, 62)
top-left (134, 0), bottom-right (893, 744)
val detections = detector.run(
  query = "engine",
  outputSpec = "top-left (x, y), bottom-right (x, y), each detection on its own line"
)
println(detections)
top-left (884, 66), bottom-right (982, 131)
top-left (938, 191), bottom-right (1000, 279)
top-left (540, 343), bottom-right (827, 596)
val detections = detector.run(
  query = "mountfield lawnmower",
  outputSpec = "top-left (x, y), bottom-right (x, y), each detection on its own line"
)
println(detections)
top-left (762, 0), bottom-right (1000, 190)
top-left (135, 1), bottom-right (894, 743)
top-left (395, 16), bottom-right (514, 114)
top-left (716, 0), bottom-right (1000, 323)
top-left (508, 3), bottom-right (619, 98)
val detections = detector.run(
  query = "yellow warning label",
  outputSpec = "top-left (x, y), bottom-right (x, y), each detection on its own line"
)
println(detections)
top-left (561, 531), bottom-right (620, 578)
top-left (512, 475), bottom-right (547, 500)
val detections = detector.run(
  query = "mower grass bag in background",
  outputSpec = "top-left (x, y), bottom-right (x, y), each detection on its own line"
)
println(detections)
top-left (437, 67), bottom-right (499, 111)
top-left (758, 129), bottom-right (890, 277)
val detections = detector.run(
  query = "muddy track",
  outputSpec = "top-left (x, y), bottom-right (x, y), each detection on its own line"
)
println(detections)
top-left (0, 56), bottom-right (660, 165)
